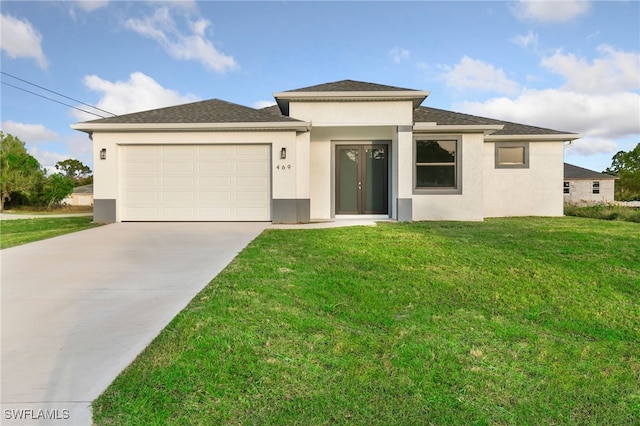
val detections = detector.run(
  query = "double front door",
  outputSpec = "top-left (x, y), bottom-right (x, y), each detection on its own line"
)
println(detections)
top-left (336, 144), bottom-right (388, 215)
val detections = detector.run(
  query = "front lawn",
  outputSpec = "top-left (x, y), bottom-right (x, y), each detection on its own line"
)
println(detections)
top-left (93, 217), bottom-right (640, 425)
top-left (0, 216), bottom-right (101, 249)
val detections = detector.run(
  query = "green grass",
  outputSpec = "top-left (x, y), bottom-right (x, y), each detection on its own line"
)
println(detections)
top-left (0, 216), bottom-right (101, 249)
top-left (93, 217), bottom-right (640, 425)
top-left (564, 203), bottom-right (640, 223)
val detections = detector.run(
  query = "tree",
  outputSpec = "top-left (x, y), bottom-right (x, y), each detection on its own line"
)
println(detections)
top-left (0, 132), bottom-right (45, 211)
top-left (605, 143), bottom-right (640, 201)
top-left (55, 158), bottom-right (92, 185)
top-left (39, 173), bottom-right (75, 208)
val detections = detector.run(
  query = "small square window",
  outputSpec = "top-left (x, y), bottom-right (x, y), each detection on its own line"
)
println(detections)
top-left (564, 182), bottom-right (570, 194)
top-left (495, 142), bottom-right (529, 168)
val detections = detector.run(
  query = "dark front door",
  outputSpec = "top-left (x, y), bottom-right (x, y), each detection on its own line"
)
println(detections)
top-left (336, 144), bottom-right (388, 214)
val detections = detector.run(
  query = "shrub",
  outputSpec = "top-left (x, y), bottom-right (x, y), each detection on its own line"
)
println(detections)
top-left (564, 203), bottom-right (640, 223)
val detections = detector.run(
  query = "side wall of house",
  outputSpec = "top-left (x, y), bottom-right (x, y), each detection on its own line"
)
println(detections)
top-left (483, 141), bottom-right (564, 217)
top-left (564, 179), bottom-right (616, 204)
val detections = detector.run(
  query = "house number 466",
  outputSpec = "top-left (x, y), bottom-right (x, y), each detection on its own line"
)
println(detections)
top-left (276, 164), bottom-right (292, 171)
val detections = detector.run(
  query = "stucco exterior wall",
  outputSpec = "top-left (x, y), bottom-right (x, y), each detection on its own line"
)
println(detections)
top-left (483, 141), bottom-right (564, 217)
top-left (308, 126), bottom-right (397, 220)
top-left (411, 133), bottom-right (485, 221)
top-left (564, 179), bottom-right (615, 204)
top-left (90, 130), bottom-right (300, 222)
top-left (290, 100), bottom-right (414, 126)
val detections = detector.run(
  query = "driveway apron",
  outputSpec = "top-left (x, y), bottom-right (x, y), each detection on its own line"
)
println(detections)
top-left (1, 222), bottom-right (268, 425)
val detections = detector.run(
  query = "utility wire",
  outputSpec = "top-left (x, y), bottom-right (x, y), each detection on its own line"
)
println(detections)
top-left (0, 71), bottom-right (117, 117)
top-left (1, 81), bottom-right (108, 119)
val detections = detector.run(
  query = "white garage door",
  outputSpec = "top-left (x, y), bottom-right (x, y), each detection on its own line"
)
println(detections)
top-left (121, 145), bottom-right (271, 221)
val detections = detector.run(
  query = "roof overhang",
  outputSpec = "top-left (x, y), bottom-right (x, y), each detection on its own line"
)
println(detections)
top-left (274, 90), bottom-right (430, 115)
top-left (71, 121), bottom-right (312, 133)
top-left (485, 133), bottom-right (582, 142)
top-left (413, 123), bottom-right (504, 135)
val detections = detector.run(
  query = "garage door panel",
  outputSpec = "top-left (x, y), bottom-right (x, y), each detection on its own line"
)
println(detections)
top-left (200, 191), bottom-right (232, 202)
top-left (121, 144), bottom-right (270, 221)
top-left (162, 162), bottom-right (195, 173)
top-left (198, 162), bottom-right (232, 173)
top-left (199, 177), bottom-right (231, 188)
top-left (123, 191), bottom-right (158, 202)
top-left (162, 176), bottom-right (195, 188)
top-left (125, 177), bottom-right (159, 187)
top-left (236, 191), bottom-right (269, 201)
top-left (163, 192), bottom-right (194, 202)
top-left (162, 146), bottom-right (196, 156)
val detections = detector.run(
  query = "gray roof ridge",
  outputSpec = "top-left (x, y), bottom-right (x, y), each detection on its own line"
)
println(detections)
top-left (283, 79), bottom-right (422, 93)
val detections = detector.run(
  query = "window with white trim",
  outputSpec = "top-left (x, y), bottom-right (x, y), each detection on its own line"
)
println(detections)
top-left (414, 138), bottom-right (461, 193)
top-left (495, 142), bottom-right (529, 168)
top-left (564, 182), bottom-right (570, 194)
top-left (592, 181), bottom-right (600, 194)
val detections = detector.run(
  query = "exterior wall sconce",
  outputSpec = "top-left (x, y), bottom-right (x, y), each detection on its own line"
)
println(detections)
top-left (100, 148), bottom-right (107, 160)
top-left (280, 147), bottom-right (286, 159)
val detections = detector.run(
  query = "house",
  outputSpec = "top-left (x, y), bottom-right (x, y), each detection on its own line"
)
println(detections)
top-left (564, 163), bottom-right (617, 204)
top-left (72, 80), bottom-right (581, 224)
top-left (62, 184), bottom-right (94, 207)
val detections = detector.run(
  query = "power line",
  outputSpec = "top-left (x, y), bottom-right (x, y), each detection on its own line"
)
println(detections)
top-left (1, 81), bottom-right (108, 119)
top-left (0, 71), bottom-right (117, 117)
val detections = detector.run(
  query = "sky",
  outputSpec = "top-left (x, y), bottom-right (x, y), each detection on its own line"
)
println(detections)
top-left (1, 0), bottom-right (639, 174)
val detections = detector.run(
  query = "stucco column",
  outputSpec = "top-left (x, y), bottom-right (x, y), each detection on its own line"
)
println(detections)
top-left (396, 125), bottom-right (413, 221)
top-left (271, 131), bottom-right (311, 223)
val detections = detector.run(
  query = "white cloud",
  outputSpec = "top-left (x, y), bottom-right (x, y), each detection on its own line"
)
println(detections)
top-left (511, 30), bottom-right (538, 49)
top-left (73, 72), bottom-right (200, 121)
top-left (567, 137), bottom-right (619, 156)
top-left (511, 0), bottom-right (591, 23)
top-left (389, 47), bottom-right (410, 64)
top-left (74, 1), bottom-right (108, 12)
top-left (541, 45), bottom-right (640, 94)
top-left (456, 89), bottom-right (640, 140)
top-left (28, 146), bottom-right (71, 171)
top-left (1, 121), bottom-right (58, 143)
top-left (441, 56), bottom-right (520, 95)
top-left (253, 100), bottom-right (276, 109)
top-left (0, 14), bottom-right (49, 69)
top-left (125, 7), bottom-right (237, 73)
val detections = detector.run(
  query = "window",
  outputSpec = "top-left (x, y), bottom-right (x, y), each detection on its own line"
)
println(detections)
top-left (414, 138), bottom-right (460, 192)
top-left (495, 142), bottom-right (529, 168)
top-left (564, 182), bottom-right (570, 194)
top-left (592, 181), bottom-right (600, 194)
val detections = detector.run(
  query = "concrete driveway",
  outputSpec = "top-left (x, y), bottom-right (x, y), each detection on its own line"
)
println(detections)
top-left (1, 222), bottom-right (268, 425)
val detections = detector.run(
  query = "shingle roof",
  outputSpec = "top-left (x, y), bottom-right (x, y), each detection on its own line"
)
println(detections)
top-left (262, 103), bottom-right (578, 137)
top-left (82, 99), bottom-right (304, 124)
top-left (283, 79), bottom-right (420, 93)
top-left (564, 163), bottom-right (617, 180)
top-left (414, 106), bottom-right (575, 136)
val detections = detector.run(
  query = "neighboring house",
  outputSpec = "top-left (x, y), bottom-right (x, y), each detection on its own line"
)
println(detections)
top-left (72, 80), bottom-right (581, 223)
top-left (62, 184), bottom-right (94, 207)
top-left (564, 163), bottom-right (616, 204)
